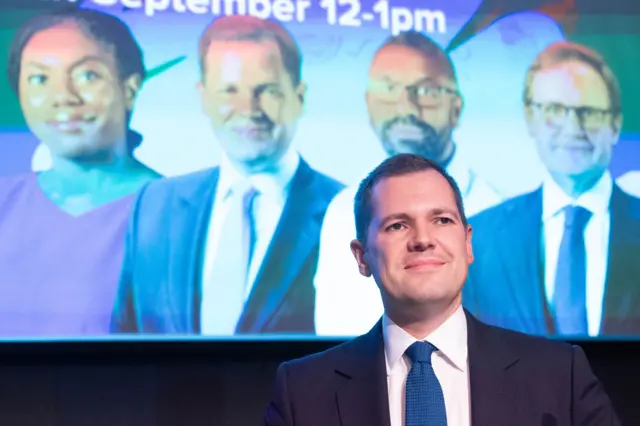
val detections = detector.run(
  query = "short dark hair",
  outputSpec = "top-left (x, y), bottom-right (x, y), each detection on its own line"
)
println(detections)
top-left (7, 6), bottom-right (146, 95)
top-left (354, 154), bottom-right (467, 244)
top-left (375, 30), bottom-right (458, 84)
top-left (197, 15), bottom-right (302, 86)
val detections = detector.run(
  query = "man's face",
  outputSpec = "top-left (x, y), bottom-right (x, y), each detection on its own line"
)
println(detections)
top-left (351, 170), bottom-right (473, 312)
top-left (198, 39), bottom-right (305, 172)
top-left (366, 45), bottom-right (462, 163)
top-left (18, 22), bottom-right (139, 159)
top-left (525, 60), bottom-right (621, 180)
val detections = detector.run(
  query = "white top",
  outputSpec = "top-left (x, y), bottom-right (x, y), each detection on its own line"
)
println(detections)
top-left (616, 170), bottom-right (640, 198)
top-left (383, 305), bottom-right (470, 426)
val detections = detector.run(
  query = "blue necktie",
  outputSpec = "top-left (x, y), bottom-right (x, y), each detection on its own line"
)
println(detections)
top-left (405, 341), bottom-right (447, 426)
top-left (552, 205), bottom-right (592, 336)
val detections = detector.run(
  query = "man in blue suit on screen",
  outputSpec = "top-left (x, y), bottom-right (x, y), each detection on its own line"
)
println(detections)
top-left (110, 15), bottom-right (344, 335)
top-left (463, 41), bottom-right (640, 337)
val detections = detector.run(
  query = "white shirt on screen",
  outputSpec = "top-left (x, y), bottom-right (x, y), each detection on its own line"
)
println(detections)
top-left (616, 170), bottom-right (640, 197)
top-left (383, 305), bottom-right (470, 426)
top-left (313, 150), bottom-right (503, 336)
top-left (200, 148), bottom-right (300, 334)
top-left (541, 170), bottom-right (612, 337)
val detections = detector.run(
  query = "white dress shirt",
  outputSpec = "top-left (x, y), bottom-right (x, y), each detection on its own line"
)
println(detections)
top-left (383, 305), bottom-right (470, 426)
top-left (200, 149), bottom-right (300, 332)
top-left (541, 170), bottom-right (612, 337)
top-left (313, 150), bottom-right (504, 336)
top-left (616, 170), bottom-right (640, 197)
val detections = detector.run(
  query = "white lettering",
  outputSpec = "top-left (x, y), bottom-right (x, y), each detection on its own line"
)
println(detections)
top-left (145, 0), bottom-right (171, 16)
top-left (414, 9), bottom-right (446, 33)
top-left (295, 0), bottom-right (311, 22)
top-left (272, 0), bottom-right (295, 21)
top-left (91, 0), bottom-right (119, 5)
top-left (186, 0), bottom-right (209, 13)
top-left (121, 0), bottom-right (142, 8)
top-left (390, 7), bottom-right (412, 35)
top-left (173, 0), bottom-right (187, 13)
top-left (248, 0), bottom-right (272, 19)
top-left (224, 0), bottom-right (246, 15)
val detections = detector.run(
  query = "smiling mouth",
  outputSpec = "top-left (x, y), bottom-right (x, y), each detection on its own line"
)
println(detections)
top-left (405, 259), bottom-right (446, 270)
top-left (387, 124), bottom-right (423, 140)
top-left (47, 114), bottom-right (97, 133)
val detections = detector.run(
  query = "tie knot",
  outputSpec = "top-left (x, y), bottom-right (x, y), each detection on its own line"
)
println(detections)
top-left (564, 205), bottom-right (592, 230)
top-left (405, 341), bottom-right (437, 364)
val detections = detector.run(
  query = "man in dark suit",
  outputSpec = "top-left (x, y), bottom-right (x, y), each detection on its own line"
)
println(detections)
top-left (463, 42), bottom-right (640, 338)
top-left (110, 15), bottom-right (343, 335)
top-left (262, 154), bottom-right (619, 426)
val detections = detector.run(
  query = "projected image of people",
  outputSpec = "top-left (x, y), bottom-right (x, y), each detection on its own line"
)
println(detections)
top-left (110, 15), bottom-right (344, 336)
top-left (464, 42), bottom-right (640, 337)
top-left (0, 8), bottom-right (159, 336)
top-left (314, 31), bottom-right (504, 336)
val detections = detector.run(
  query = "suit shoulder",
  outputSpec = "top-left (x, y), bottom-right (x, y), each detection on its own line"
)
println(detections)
top-left (483, 321), bottom-right (574, 359)
top-left (306, 167), bottom-right (345, 197)
top-left (469, 190), bottom-right (539, 226)
top-left (134, 168), bottom-right (217, 202)
top-left (278, 337), bottom-right (359, 378)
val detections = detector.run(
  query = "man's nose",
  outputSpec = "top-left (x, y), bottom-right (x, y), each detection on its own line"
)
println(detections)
top-left (559, 109), bottom-right (587, 136)
top-left (395, 89), bottom-right (420, 116)
top-left (408, 224), bottom-right (435, 251)
top-left (234, 91), bottom-right (262, 116)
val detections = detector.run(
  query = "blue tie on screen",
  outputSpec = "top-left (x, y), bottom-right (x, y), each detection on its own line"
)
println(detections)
top-left (553, 205), bottom-right (593, 336)
top-left (405, 341), bottom-right (447, 426)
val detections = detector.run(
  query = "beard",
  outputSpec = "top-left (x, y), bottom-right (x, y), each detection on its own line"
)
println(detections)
top-left (379, 115), bottom-right (450, 162)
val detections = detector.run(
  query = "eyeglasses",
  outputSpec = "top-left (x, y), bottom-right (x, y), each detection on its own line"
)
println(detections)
top-left (369, 81), bottom-right (459, 107)
top-left (526, 101), bottom-right (617, 130)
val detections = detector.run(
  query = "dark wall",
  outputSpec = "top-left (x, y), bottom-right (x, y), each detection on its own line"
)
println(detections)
top-left (0, 340), bottom-right (637, 426)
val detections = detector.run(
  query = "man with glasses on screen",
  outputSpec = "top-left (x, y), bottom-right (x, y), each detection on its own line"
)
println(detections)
top-left (313, 31), bottom-right (503, 336)
top-left (463, 41), bottom-right (640, 337)
top-left (110, 15), bottom-right (343, 336)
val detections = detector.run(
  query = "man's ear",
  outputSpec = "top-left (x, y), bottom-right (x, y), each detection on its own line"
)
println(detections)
top-left (465, 224), bottom-right (474, 265)
top-left (295, 81), bottom-right (307, 104)
top-left (350, 239), bottom-right (372, 277)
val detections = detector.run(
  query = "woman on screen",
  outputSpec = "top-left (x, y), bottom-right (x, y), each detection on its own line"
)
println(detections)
top-left (0, 7), bottom-right (160, 337)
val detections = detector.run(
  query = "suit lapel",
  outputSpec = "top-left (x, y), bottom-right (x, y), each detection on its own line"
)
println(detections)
top-left (467, 311), bottom-right (521, 426)
top-left (168, 169), bottom-right (220, 333)
top-left (335, 321), bottom-right (391, 426)
top-left (498, 189), bottom-right (549, 334)
top-left (601, 185), bottom-right (640, 334)
top-left (238, 161), bottom-right (327, 332)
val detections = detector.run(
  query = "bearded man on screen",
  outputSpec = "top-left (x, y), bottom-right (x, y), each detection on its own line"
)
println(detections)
top-left (313, 31), bottom-right (503, 337)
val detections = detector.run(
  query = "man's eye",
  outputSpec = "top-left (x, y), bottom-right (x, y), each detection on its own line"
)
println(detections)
top-left (386, 222), bottom-right (405, 231)
top-left (435, 217), bottom-right (454, 225)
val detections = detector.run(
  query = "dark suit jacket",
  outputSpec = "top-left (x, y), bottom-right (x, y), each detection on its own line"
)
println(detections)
top-left (462, 185), bottom-right (640, 336)
top-left (262, 311), bottom-right (620, 426)
top-left (110, 158), bottom-right (344, 334)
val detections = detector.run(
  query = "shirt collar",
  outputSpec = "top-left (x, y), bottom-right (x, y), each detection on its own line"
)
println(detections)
top-left (446, 148), bottom-right (472, 197)
top-left (217, 148), bottom-right (300, 202)
top-left (382, 304), bottom-right (468, 373)
top-left (542, 169), bottom-right (613, 221)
